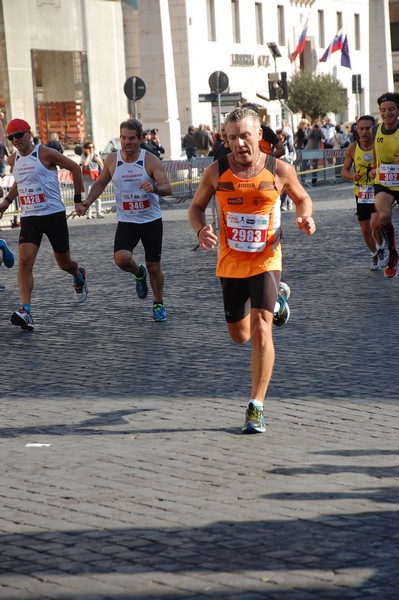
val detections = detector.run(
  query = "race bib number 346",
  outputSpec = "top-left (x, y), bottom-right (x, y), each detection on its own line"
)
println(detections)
top-left (121, 192), bottom-right (150, 211)
top-left (226, 212), bottom-right (269, 252)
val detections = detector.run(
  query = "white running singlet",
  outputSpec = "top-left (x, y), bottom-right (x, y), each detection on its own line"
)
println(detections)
top-left (112, 149), bottom-right (161, 224)
top-left (13, 144), bottom-right (64, 217)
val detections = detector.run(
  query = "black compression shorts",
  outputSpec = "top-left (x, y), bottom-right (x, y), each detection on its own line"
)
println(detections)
top-left (220, 270), bottom-right (281, 323)
top-left (355, 197), bottom-right (377, 222)
top-left (114, 218), bottom-right (163, 262)
top-left (374, 184), bottom-right (399, 204)
top-left (19, 211), bottom-right (70, 254)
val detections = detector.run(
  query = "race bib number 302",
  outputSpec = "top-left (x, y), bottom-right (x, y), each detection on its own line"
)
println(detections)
top-left (226, 211), bottom-right (269, 252)
top-left (379, 164), bottom-right (399, 183)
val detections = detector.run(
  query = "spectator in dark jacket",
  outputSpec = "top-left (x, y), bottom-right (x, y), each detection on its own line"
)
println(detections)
top-left (193, 124), bottom-right (212, 157)
top-left (149, 129), bottom-right (165, 159)
top-left (140, 130), bottom-right (159, 156)
top-left (182, 126), bottom-right (198, 160)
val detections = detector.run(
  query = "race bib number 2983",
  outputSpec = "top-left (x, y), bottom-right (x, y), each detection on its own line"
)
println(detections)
top-left (226, 212), bottom-right (269, 252)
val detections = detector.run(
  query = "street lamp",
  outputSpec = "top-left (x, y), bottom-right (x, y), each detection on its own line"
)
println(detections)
top-left (267, 42), bottom-right (282, 73)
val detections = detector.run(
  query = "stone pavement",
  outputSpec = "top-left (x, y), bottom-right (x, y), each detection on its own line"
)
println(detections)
top-left (0, 183), bottom-right (398, 600)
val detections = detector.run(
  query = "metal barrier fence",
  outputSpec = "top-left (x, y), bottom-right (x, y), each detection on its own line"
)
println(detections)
top-left (0, 150), bottom-right (346, 227)
top-left (0, 156), bottom-right (214, 221)
top-left (295, 148), bottom-right (347, 185)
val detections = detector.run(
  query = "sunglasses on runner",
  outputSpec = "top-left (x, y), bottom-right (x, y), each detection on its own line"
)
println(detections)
top-left (7, 131), bottom-right (27, 141)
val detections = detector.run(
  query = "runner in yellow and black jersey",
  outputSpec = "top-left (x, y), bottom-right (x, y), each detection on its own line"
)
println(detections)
top-left (370, 92), bottom-right (399, 278)
top-left (342, 115), bottom-right (387, 271)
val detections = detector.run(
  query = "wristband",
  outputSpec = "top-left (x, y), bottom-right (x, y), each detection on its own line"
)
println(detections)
top-left (74, 193), bottom-right (82, 204)
top-left (153, 181), bottom-right (159, 194)
top-left (197, 226), bottom-right (206, 237)
top-left (4, 196), bottom-right (12, 205)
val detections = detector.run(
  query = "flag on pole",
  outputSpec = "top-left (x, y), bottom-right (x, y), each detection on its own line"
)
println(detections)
top-left (290, 17), bottom-right (309, 62)
top-left (319, 30), bottom-right (344, 62)
top-left (341, 35), bottom-right (351, 69)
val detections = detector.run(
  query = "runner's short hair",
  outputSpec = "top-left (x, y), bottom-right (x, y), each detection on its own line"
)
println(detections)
top-left (225, 107), bottom-right (261, 128)
top-left (357, 115), bottom-right (375, 125)
top-left (120, 118), bottom-right (143, 138)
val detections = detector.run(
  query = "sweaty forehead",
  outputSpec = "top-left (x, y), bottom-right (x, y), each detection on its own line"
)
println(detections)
top-left (379, 101), bottom-right (399, 110)
top-left (121, 128), bottom-right (139, 138)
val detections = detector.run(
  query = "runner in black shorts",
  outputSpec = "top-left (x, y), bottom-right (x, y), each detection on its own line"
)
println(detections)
top-left (370, 92), bottom-right (399, 278)
top-left (82, 119), bottom-right (172, 322)
top-left (0, 118), bottom-right (88, 331)
top-left (342, 115), bottom-right (387, 271)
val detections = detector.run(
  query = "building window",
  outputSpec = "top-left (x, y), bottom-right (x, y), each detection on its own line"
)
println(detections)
top-left (207, 0), bottom-right (216, 42)
top-left (336, 11), bottom-right (343, 31)
top-left (232, 0), bottom-right (240, 43)
top-left (392, 23), bottom-right (399, 52)
top-left (318, 10), bottom-right (325, 47)
top-left (277, 5), bottom-right (285, 46)
top-left (255, 3), bottom-right (264, 45)
top-left (354, 14), bottom-right (360, 50)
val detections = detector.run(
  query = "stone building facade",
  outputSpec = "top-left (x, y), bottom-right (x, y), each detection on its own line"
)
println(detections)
top-left (0, 0), bottom-right (397, 158)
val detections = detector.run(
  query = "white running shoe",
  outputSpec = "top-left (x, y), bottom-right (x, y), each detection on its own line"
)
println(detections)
top-left (377, 247), bottom-right (387, 268)
top-left (370, 253), bottom-right (380, 271)
top-left (73, 267), bottom-right (88, 303)
top-left (11, 308), bottom-right (34, 331)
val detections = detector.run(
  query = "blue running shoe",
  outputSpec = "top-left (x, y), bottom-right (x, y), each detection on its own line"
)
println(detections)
top-left (153, 303), bottom-right (167, 322)
top-left (0, 239), bottom-right (14, 268)
top-left (242, 402), bottom-right (266, 434)
top-left (135, 264), bottom-right (148, 299)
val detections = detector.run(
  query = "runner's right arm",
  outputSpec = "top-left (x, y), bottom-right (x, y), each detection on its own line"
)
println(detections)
top-left (188, 162), bottom-right (219, 250)
top-left (80, 154), bottom-right (115, 215)
top-left (341, 142), bottom-right (359, 182)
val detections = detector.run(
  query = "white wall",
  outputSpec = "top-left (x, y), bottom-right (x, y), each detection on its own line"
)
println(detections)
top-left (2, 0), bottom-right (127, 149)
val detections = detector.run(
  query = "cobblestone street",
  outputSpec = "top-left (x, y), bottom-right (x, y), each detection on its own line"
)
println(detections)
top-left (0, 184), bottom-right (398, 599)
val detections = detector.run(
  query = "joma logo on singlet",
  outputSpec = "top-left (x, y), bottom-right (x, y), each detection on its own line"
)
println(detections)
top-left (237, 183), bottom-right (256, 188)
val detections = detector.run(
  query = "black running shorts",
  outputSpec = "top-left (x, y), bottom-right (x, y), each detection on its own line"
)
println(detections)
top-left (19, 210), bottom-right (70, 254)
top-left (355, 197), bottom-right (377, 222)
top-left (114, 218), bottom-right (163, 262)
top-left (374, 184), bottom-right (399, 204)
top-left (220, 270), bottom-right (281, 323)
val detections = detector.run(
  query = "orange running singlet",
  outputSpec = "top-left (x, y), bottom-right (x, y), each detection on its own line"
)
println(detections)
top-left (215, 154), bottom-right (282, 278)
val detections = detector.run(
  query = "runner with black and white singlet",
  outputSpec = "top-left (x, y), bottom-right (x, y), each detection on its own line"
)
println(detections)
top-left (0, 118), bottom-right (88, 331)
top-left (82, 118), bottom-right (172, 322)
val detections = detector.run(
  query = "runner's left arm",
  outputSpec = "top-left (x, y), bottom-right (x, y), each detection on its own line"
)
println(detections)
top-left (142, 153), bottom-right (172, 196)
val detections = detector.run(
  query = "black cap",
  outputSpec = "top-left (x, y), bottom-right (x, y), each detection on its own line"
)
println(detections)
top-left (377, 92), bottom-right (399, 108)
